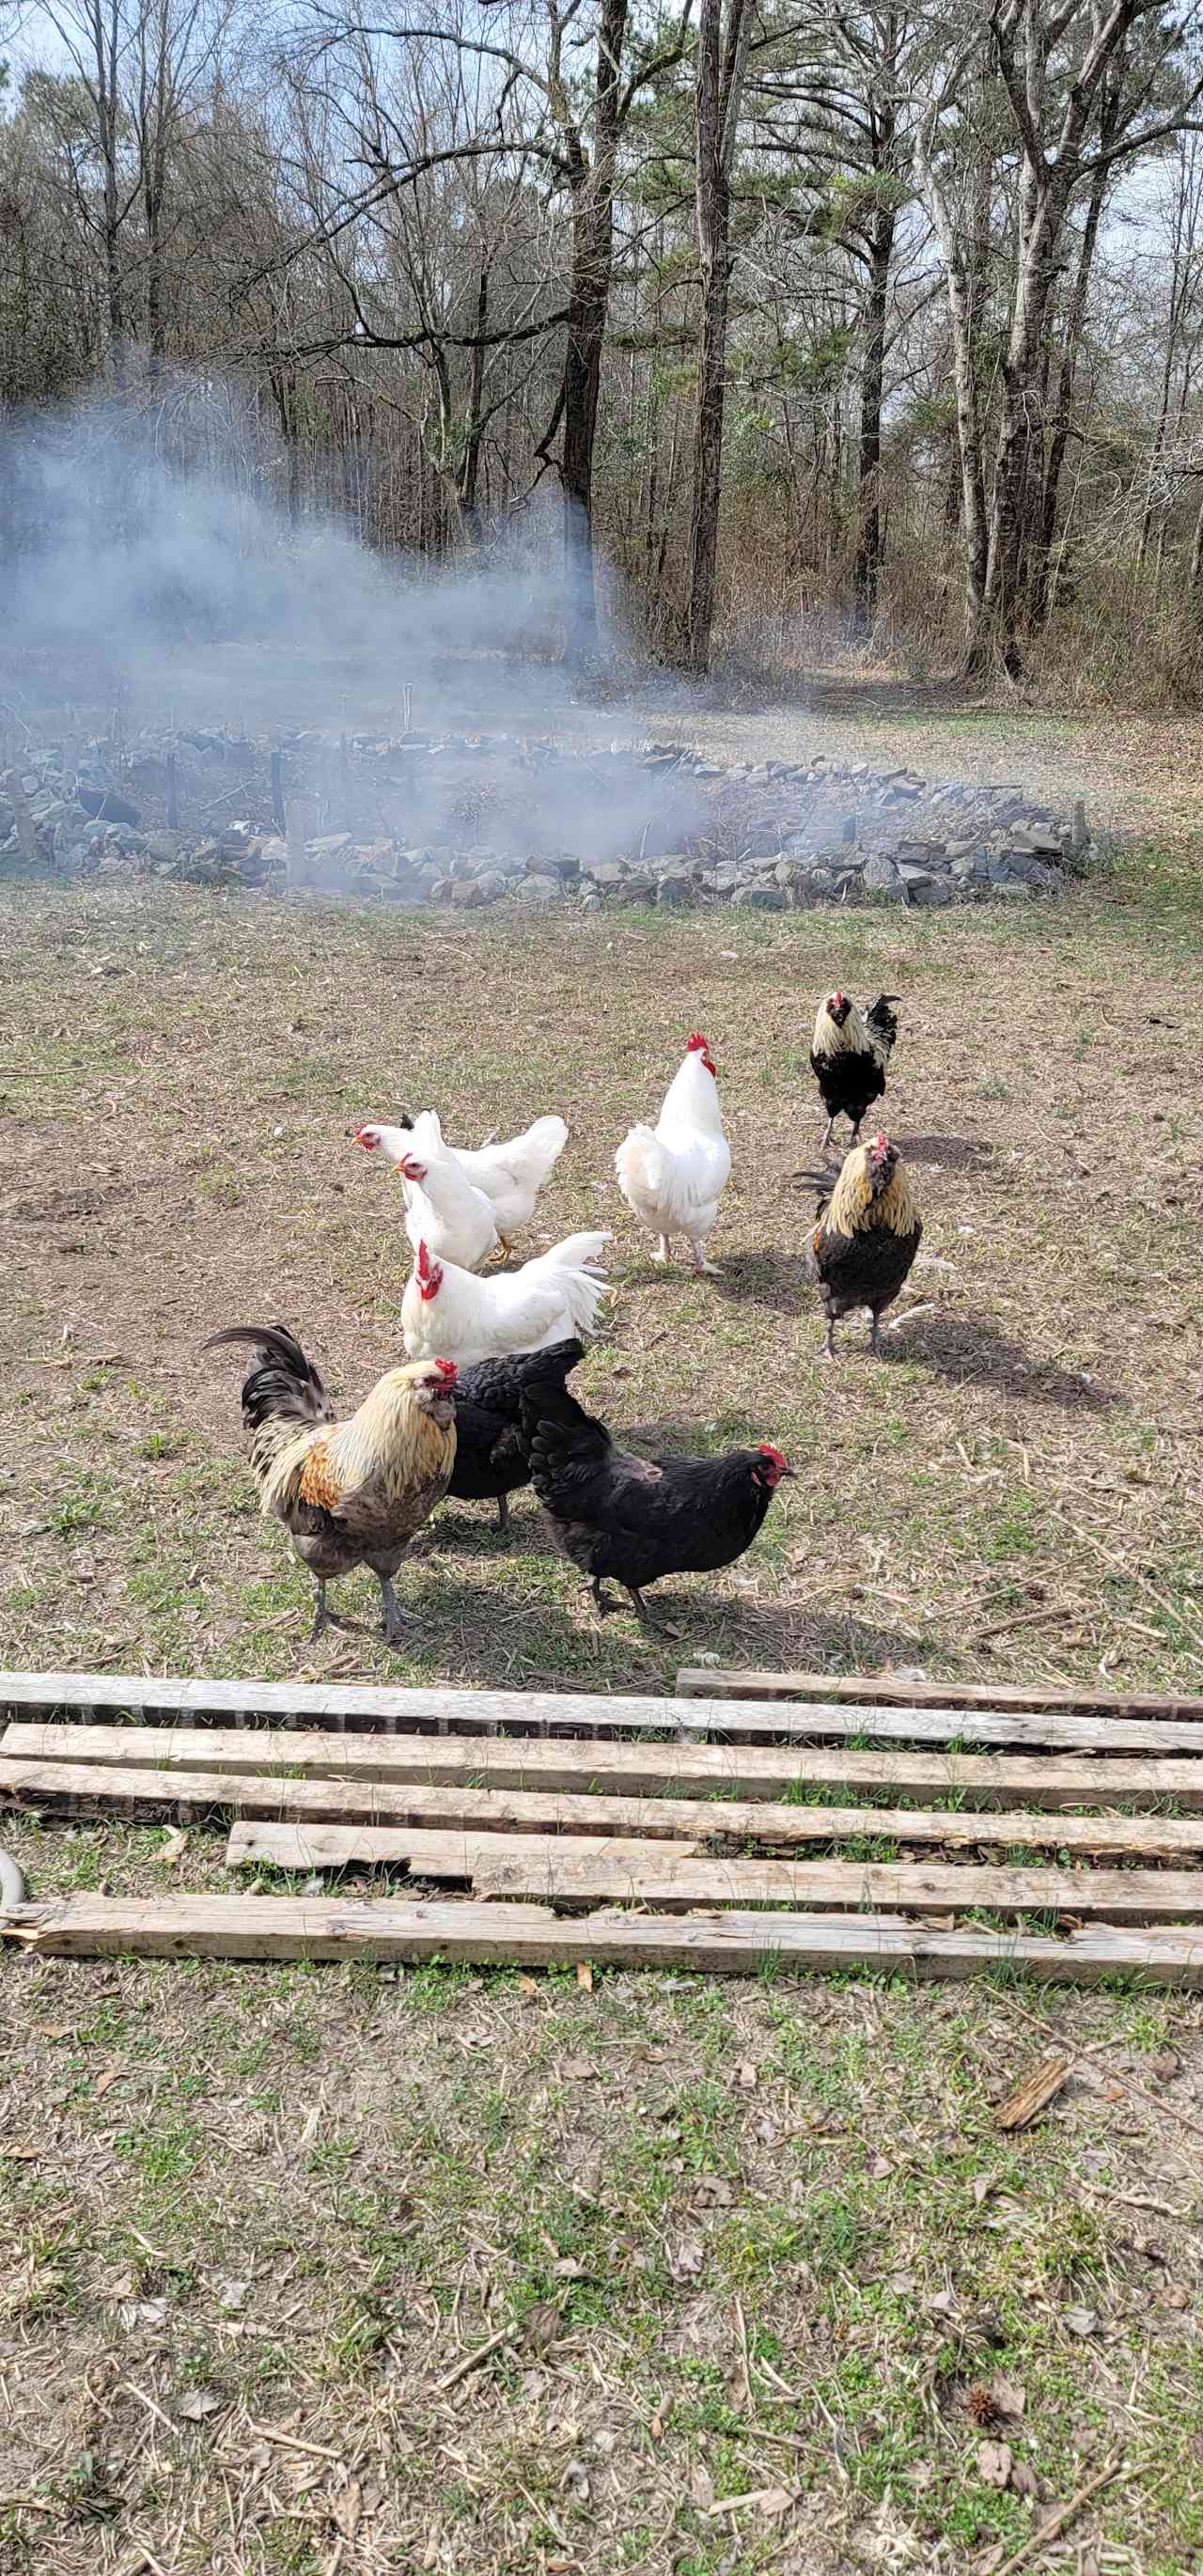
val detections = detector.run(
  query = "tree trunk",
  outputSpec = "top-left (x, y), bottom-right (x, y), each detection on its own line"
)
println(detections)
top-left (1189, 486), bottom-right (1203, 597)
top-left (459, 263), bottom-right (489, 535)
top-left (684, 0), bottom-right (750, 674)
top-left (852, 204), bottom-right (895, 629)
top-left (559, 0), bottom-right (629, 657)
top-left (1030, 143), bottom-right (1112, 627)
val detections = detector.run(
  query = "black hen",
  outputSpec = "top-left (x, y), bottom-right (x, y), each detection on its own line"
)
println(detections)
top-left (522, 1382), bottom-right (792, 1627)
top-left (448, 1338), bottom-right (583, 1533)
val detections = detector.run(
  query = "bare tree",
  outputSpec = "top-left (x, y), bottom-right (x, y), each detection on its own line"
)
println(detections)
top-left (684, 0), bottom-right (751, 668)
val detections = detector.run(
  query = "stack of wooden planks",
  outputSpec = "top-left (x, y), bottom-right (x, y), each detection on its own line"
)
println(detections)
top-left (4, 1666), bottom-right (1203, 1983)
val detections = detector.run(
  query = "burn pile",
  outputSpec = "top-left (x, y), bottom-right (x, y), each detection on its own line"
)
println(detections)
top-left (0, 725), bottom-right (1086, 910)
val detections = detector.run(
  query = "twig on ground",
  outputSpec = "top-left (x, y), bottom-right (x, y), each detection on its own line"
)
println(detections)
top-left (976, 2454), bottom-right (1122, 2576)
top-left (433, 2321), bottom-right (515, 2392)
top-left (974, 1600), bottom-right (1084, 1645)
top-left (243, 2419), bottom-right (346, 2464)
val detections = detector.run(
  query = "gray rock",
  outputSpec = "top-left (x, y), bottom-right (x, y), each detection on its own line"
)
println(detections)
top-left (586, 862), bottom-right (629, 892)
top-left (1006, 846), bottom-right (1056, 885)
top-left (910, 876), bottom-right (952, 907)
top-left (620, 874), bottom-right (656, 903)
top-left (993, 879), bottom-right (1034, 901)
top-left (656, 874), bottom-right (692, 905)
top-left (732, 884), bottom-right (787, 911)
top-left (307, 832), bottom-right (353, 862)
top-left (544, 854), bottom-right (581, 882)
top-left (517, 873), bottom-right (564, 905)
top-left (863, 851), bottom-right (902, 895)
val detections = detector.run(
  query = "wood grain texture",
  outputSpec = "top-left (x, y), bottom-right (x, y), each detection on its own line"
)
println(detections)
top-left (677, 1666), bottom-right (1203, 1719)
top-left (6, 1894), bottom-right (1203, 1983)
top-left (228, 1819), bottom-right (1203, 1922)
top-left (7, 1742), bottom-right (1203, 1813)
top-left (6, 1674), bottom-right (1203, 1752)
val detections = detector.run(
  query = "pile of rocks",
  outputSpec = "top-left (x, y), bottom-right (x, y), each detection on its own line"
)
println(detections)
top-left (0, 761), bottom-right (276, 889)
top-left (1, 730), bottom-right (1086, 911)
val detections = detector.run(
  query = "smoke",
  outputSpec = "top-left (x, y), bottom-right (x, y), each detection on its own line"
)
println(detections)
top-left (0, 373), bottom-right (636, 735)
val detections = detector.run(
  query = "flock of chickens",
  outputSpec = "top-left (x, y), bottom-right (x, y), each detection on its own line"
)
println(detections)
top-left (207, 991), bottom-right (921, 1643)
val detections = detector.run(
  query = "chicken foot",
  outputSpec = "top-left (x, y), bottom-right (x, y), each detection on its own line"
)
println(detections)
top-left (689, 1243), bottom-right (720, 1277)
top-left (589, 1575), bottom-right (678, 1636)
top-left (650, 1235), bottom-right (672, 1265)
top-left (495, 1492), bottom-right (511, 1537)
top-left (378, 1574), bottom-right (408, 1645)
top-left (308, 1582), bottom-right (359, 1643)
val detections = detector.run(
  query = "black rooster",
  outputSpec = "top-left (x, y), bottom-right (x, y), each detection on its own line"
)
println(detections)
top-left (448, 1338), bottom-right (583, 1532)
top-left (809, 991), bottom-right (900, 1147)
top-left (521, 1382), bottom-right (792, 1627)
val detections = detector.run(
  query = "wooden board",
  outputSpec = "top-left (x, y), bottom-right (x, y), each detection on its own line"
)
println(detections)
top-left (227, 1819), bottom-right (1203, 1922)
top-left (7, 1741), bottom-right (1203, 1814)
top-left (8, 1750), bottom-right (1203, 1857)
top-left (6, 1891), bottom-right (1203, 1983)
top-left (677, 1666), bottom-right (1203, 1720)
top-left (6, 1675), bottom-right (1203, 1754)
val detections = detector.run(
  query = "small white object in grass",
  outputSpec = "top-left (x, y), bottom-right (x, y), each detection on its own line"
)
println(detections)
top-left (273, 1124), bottom-right (284, 1139)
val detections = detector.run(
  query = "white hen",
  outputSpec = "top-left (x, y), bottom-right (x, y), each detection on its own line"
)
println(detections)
top-left (402, 1232), bottom-right (611, 1367)
top-left (355, 1125), bottom-right (499, 1272)
top-left (366, 1109), bottom-right (568, 1248)
top-left (615, 1032), bottom-right (731, 1275)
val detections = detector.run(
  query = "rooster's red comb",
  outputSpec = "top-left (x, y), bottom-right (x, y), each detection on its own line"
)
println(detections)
top-left (434, 1355), bottom-right (457, 1382)
top-left (686, 1032), bottom-right (709, 1053)
top-left (416, 1240), bottom-right (432, 1282)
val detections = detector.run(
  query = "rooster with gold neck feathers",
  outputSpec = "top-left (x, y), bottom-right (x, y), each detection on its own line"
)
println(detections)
top-left (809, 991), bottom-right (900, 1149)
top-left (205, 1326), bottom-right (458, 1643)
top-left (794, 1134), bottom-right (922, 1359)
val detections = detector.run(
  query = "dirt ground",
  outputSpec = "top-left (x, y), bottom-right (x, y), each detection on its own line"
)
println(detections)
top-left (2, 685), bottom-right (1202, 2574)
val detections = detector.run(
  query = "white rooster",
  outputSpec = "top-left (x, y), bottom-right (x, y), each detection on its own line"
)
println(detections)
top-left (402, 1232), bottom-right (612, 1367)
top-left (355, 1129), bottom-right (500, 1272)
top-left (615, 1033), bottom-right (731, 1275)
top-left (357, 1112), bottom-right (568, 1252)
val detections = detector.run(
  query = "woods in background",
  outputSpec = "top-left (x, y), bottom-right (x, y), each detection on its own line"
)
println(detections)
top-left (3, 0), bottom-right (1203, 698)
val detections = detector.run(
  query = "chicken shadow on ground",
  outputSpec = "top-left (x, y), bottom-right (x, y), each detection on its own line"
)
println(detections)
top-left (707, 1249), bottom-right (809, 1316)
top-left (892, 1132), bottom-right (996, 1174)
top-left (388, 1562), bottom-right (918, 1674)
top-left (879, 1308), bottom-right (1117, 1412)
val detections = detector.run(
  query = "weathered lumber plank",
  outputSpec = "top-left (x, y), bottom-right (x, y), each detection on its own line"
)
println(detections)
top-left (5, 1893), bottom-right (1203, 1983)
top-left (677, 1667), bottom-right (1203, 1720)
top-left (6, 1676), bottom-right (1203, 1754)
top-left (8, 1751), bottom-right (1203, 1854)
top-left (229, 1821), bottom-right (1203, 1922)
top-left (7, 1742), bottom-right (1203, 1814)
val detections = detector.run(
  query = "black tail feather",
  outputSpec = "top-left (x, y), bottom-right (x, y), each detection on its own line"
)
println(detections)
top-left (203, 1325), bottom-right (333, 1436)
top-left (865, 995), bottom-right (899, 1052)
top-left (521, 1380), bottom-right (613, 1484)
